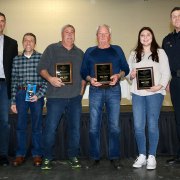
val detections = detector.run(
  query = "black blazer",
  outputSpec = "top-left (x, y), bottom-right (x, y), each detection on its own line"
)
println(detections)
top-left (3, 35), bottom-right (18, 99)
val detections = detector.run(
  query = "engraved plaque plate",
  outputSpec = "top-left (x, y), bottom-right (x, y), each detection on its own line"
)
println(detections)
top-left (136, 67), bottom-right (154, 90)
top-left (95, 63), bottom-right (112, 84)
top-left (56, 63), bottom-right (72, 84)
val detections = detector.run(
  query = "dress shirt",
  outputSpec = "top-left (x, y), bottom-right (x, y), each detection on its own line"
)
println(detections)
top-left (11, 50), bottom-right (47, 104)
top-left (0, 35), bottom-right (5, 78)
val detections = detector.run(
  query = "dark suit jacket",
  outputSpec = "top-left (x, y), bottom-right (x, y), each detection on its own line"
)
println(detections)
top-left (3, 35), bottom-right (18, 99)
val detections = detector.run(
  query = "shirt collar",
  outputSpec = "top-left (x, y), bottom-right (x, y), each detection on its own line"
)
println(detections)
top-left (0, 34), bottom-right (4, 41)
top-left (58, 41), bottom-right (77, 50)
top-left (22, 50), bottom-right (36, 57)
top-left (173, 30), bottom-right (180, 38)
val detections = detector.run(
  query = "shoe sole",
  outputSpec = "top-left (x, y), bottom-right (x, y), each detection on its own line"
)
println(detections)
top-left (68, 161), bottom-right (81, 168)
top-left (71, 165), bottom-right (81, 168)
top-left (133, 162), bottom-right (146, 168)
top-left (146, 165), bottom-right (156, 170)
top-left (2, 164), bottom-right (9, 167)
top-left (70, 165), bottom-right (81, 169)
top-left (71, 166), bottom-right (81, 169)
top-left (12, 162), bottom-right (25, 167)
top-left (41, 167), bottom-right (52, 170)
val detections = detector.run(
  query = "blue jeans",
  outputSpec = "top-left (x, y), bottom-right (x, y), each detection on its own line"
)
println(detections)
top-left (15, 90), bottom-right (44, 157)
top-left (89, 85), bottom-right (121, 160)
top-left (132, 93), bottom-right (164, 156)
top-left (43, 95), bottom-right (82, 160)
top-left (0, 82), bottom-right (10, 156)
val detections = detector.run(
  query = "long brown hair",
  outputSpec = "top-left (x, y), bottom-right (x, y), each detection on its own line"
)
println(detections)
top-left (135, 27), bottom-right (160, 63)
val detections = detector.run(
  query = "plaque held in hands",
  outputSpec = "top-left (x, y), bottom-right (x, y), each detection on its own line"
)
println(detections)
top-left (25, 84), bottom-right (36, 101)
top-left (56, 63), bottom-right (72, 84)
top-left (136, 67), bottom-right (154, 90)
top-left (95, 63), bottom-right (112, 84)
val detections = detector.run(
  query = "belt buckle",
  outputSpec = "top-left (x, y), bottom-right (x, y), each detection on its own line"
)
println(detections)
top-left (101, 84), bottom-right (110, 88)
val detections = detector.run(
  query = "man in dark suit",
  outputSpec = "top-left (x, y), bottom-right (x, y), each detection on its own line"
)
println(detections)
top-left (0, 12), bottom-right (18, 166)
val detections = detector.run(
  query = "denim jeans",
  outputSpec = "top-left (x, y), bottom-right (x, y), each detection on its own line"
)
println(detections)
top-left (15, 90), bottom-right (44, 157)
top-left (89, 85), bottom-right (121, 160)
top-left (43, 95), bottom-right (82, 160)
top-left (0, 82), bottom-right (10, 156)
top-left (132, 93), bottom-right (164, 156)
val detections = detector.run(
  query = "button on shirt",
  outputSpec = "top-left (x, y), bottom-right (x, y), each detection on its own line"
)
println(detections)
top-left (11, 51), bottom-right (47, 104)
top-left (0, 35), bottom-right (5, 78)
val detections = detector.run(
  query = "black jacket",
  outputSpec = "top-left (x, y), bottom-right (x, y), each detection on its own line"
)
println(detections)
top-left (162, 31), bottom-right (180, 73)
top-left (3, 35), bottom-right (18, 99)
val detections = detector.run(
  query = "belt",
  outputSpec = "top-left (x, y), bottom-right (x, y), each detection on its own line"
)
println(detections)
top-left (94, 83), bottom-right (119, 89)
top-left (171, 70), bottom-right (180, 78)
top-left (99, 84), bottom-right (111, 88)
top-left (18, 86), bottom-right (28, 90)
top-left (18, 85), bottom-right (41, 90)
top-left (0, 78), bottom-right (5, 82)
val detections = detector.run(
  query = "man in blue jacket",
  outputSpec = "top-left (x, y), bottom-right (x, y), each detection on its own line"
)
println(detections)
top-left (81, 24), bottom-right (129, 169)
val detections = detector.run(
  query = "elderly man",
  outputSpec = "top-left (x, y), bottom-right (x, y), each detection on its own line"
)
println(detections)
top-left (81, 24), bottom-right (129, 169)
top-left (37, 24), bottom-right (86, 170)
top-left (0, 12), bottom-right (18, 166)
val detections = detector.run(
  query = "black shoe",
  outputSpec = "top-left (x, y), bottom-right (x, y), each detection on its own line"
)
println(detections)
top-left (85, 159), bottom-right (100, 169)
top-left (110, 159), bottom-right (122, 170)
top-left (0, 155), bottom-right (9, 166)
top-left (166, 157), bottom-right (180, 164)
top-left (68, 157), bottom-right (81, 168)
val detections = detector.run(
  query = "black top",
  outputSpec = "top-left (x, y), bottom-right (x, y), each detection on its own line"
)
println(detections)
top-left (162, 31), bottom-right (180, 74)
top-left (3, 35), bottom-right (18, 99)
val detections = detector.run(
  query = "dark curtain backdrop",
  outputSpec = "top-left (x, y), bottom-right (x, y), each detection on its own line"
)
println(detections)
top-left (8, 110), bottom-right (178, 159)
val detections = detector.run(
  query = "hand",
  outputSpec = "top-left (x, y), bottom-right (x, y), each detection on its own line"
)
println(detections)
top-left (49, 77), bottom-right (65, 87)
top-left (80, 87), bottom-right (85, 95)
top-left (109, 74), bottom-right (119, 86)
top-left (166, 83), bottom-right (170, 92)
top-left (90, 78), bottom-right (102, 87)
top-left (146, 85), bottom-right (163, 92)
top-left (11, 105), bottom-right (17, 113)
top-left (80, 80), bottom-right (87, 95)
top-left (30, 95), bottom-right (38, 102)
top-left (130, 69), bottom-right (136, 80)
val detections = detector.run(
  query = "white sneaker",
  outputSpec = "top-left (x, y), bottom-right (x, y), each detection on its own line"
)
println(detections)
top-left (146, 155), bottom-right (156, 170)
top-left (133, 154), bottom-right (146, 168)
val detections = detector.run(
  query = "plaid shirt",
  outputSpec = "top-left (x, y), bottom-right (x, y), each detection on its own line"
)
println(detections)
top-left (11, 50), bottom-right (47, 105)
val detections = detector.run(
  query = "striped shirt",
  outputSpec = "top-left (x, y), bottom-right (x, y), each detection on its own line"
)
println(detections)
top-left (11, 50), bottom-right (47, 104)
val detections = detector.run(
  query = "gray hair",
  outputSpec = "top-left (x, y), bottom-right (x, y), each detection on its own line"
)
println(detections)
top-left (61, 24), bottom-right (75, 34)
top-left (96, 24), bottom-right (112, 35)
